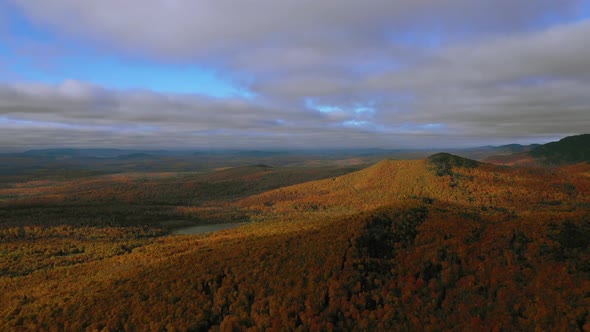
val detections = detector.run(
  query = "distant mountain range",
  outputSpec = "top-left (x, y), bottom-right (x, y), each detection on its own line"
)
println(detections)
top-left (0, 143), bottom-right (553, 161)
top-left (0, 135), bottom-right (587, 177)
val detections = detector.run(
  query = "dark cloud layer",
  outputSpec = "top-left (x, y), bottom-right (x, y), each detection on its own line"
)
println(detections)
top-left (1, 0), bottom-right (589, 149)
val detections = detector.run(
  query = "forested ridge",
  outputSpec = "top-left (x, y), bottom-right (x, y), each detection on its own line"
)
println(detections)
top-left (1, 155), bottom-right (590, 330)
top-left (531, 134), bottom-right (590, 164)
top-left (485, 134), bottom-right (590, 167)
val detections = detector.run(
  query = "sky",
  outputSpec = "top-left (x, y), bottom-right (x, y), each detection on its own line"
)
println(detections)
top-left (0, 1), bottom-right (589, 150)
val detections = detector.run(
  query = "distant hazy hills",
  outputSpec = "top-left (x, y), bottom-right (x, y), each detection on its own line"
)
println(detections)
top-left (1, 134), bottom-right (587, 176)
top-left (18, 148), bottom-right (190, 158)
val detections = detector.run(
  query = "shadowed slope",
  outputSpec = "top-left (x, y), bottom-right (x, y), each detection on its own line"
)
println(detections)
top-left (2, 198), bottom-right (589, 330)
top-left (426, 153), bottom-right (479, 176)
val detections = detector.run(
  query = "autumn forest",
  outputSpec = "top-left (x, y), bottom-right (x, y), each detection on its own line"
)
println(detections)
top-left (1, 135), bottom-right (590, 331)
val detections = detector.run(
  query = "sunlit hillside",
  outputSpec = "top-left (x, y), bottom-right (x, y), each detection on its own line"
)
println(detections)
top-left (239, 155), bottom-right (589, 221)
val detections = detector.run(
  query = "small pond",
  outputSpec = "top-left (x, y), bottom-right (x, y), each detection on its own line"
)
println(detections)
top-left (172, 223), bottom-right (243, 235)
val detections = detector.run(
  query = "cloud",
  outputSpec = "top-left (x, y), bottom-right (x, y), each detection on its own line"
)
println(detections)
top-left (1, 1), bottom-right (589, 149)
top-left (9, 0), bottom-right (582, 58)
top-left (0, 80), bottom-right (396, 149)
top-left (371, 19), bottom-right (590, 138)
top-left (378, 19), bottom-right (590, 88)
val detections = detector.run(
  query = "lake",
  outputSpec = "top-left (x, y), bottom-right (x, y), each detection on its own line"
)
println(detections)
top-left (172, 223), bottom-right (243, 235)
